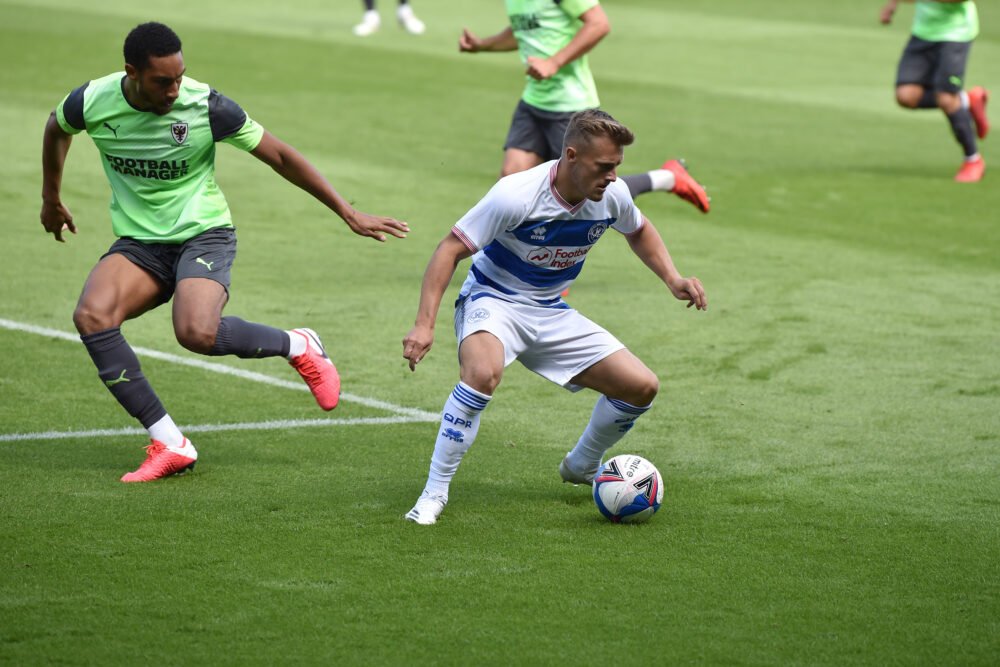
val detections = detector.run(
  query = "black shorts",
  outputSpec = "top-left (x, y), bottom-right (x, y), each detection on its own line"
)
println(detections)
top-left (503, 99), bottom-right (577, 161)
top-left (896, 36), bottom-right (972, 94)
top-left (102, 226), bottom-right (237, 302)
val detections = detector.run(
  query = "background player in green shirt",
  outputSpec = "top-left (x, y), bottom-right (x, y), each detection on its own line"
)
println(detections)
top-left (40, 22), bottom-right (409, 482)
top-left (881, 0), bottom-right (990, 182)
top-left (459, 0), bottom-right (710, 213)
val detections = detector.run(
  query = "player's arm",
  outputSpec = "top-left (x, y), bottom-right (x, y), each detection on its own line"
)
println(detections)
top-left (526, 5), bottom-right (610, 80)
top-left (40, 112), bottom-right (77, 242)
top-left (250, 131), bottom-right (409, 242)
top-left (880, 0), bottom-right (917, 24)
top-left (459, 26), bottom-right (518, 53)
top-left (402, 232), bottom-right (475, 371)
top-left (625, 216), bottom-right (707, 311)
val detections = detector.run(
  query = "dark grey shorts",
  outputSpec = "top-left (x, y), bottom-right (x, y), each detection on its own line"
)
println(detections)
top-left (503, 99), bottom-right (577, 161)
top-left (102, 226), bottom-right (237, 301)
top-left (896, 36), bottom-right (972, 93)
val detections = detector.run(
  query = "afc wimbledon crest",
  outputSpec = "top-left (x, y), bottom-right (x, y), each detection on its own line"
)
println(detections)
top-left (170, 122), bottom-right (189, 145)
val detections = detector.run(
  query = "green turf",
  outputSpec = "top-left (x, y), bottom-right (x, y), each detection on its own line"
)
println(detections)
top-left (1, 0), bottom-right (999, 664)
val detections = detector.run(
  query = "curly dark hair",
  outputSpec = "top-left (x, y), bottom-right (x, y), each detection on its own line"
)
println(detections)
top-left (123, 22), bottom-right (182, 71)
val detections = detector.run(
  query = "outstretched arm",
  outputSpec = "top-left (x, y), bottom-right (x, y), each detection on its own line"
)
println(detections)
top-left (402, 232), bottom-right (475, 371)
top-left (250, 131), bottom-right (409, 242)
top-left (625, 217), bottom-right (707, 310)
top-left (526, 5), bottom-right (610, 80)
top-left (40, 112), bottom-right (77, 242)
top-left (459, 26), bottom-right (518, 53)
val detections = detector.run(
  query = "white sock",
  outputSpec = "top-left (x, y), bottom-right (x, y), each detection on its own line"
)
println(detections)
top-left (285, 330), bottom-right (306, 358)
top-left (565, 396), bottom-right (651, 474)
top-left (960, 90), bottom-right (970, 110)
top-left (363, 9), bottom-right (379, 22)
top-left (965, 152), bottom-right (981, 163)
top-left (423, 382), bottom-right (492, 498)
top-left (397, 4), bottom-right (415, 19)
top-left (148, 414), bottom-right (186, 451)
top-left (648, 169), bottom-right (677, 192)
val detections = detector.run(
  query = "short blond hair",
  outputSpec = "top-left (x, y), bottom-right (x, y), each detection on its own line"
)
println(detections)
top-left (563, 109), bottom-right (635, 152)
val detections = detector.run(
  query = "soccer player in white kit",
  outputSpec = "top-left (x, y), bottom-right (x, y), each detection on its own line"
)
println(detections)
top-left (401, 109), bottom-right (707, 525)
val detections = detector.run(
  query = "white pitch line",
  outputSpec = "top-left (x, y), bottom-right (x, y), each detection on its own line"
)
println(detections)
top-left (0, 416), bottom-right (433, 443)
top-left (0, 317), bottom-right (439, 422)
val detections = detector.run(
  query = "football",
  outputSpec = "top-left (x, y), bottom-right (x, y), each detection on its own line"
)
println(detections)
top-left (592, 454), bottom-right (664, 523)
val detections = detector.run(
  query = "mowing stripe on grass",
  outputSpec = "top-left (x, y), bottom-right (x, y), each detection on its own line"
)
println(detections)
top-left (0, 317), bottom-right (439, 422)
top-left (0, 415), bottom-right (433, 443)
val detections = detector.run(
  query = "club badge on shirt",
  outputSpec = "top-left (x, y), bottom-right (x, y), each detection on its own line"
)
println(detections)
top-left (170, 122), bottom-right (189, 145)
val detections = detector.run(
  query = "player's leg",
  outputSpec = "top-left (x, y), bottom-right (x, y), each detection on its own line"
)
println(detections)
top-left (895, 37), bottom-right (936, 109)
top-left (354, 0), bottom-right (381, 36)
top-left (501, 100), bottom-right (551, 178)
top-left (560, 349), bottom-right (658, 484)
top-left (172, 228), bottom-right (340, 410)
top-left (895, 84), bottom-right (936, 109)
top-left (74, 248), bottom-right (197, 481)
top-left (396, 0), bottom-right (425, 35)
top-left (405, 331), bottom-right (503, 525)
top-left (620, 160), bottom-right (710, 213)
top-left (933, 41), bottom-right (985, 182)
top-left (502, 148), bottom-right (545, 178)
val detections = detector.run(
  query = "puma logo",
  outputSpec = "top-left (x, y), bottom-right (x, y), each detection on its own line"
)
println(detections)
top-left (195, 257), bottom-right (214, 271)
top-left (103, 122), bottom-right (120, 137)
top-left (105, 369), bottom-right (130, 387)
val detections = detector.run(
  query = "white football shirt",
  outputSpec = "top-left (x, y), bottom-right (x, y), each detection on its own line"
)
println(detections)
top-left (452, 160), bottom-right (644, 308)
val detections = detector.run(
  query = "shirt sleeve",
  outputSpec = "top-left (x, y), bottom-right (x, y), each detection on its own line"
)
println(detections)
top-left (55, 82), bottom-right (89, 134)
top-left (609, 182), bottom-right (644, 235)
top-left (209, 89), bottom-right (264, 151)
top-left (558, 0), bottom-right (600, 20)
top-left (452, 182), bottom-right (526, 252)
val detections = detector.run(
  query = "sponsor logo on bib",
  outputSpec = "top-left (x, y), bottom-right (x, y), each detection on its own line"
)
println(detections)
top-left (525, 247), bottom-right (553, 265)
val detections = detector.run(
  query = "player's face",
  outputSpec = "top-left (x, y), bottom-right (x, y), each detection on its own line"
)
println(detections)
top-left (127, 53), bottom-right (185, 115)
top-left (569, 135), bottom-right (623, 201)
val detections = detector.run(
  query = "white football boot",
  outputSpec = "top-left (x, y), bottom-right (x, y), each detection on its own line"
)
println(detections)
top-left (396, 4), bottom-right (425, 35)
top-left (405, 491), bottom-right (447, 525)
top-left (559, 454), bottom-right (597, 485)
top-left (353, 10), bottom-right (381, 36)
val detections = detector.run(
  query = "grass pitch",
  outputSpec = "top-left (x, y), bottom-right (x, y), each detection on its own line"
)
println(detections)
top-left (1, 0), bottom-right (999, 664)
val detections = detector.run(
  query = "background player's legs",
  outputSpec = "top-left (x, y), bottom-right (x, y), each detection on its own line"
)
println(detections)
top-left (354, 0), bottom-right (381, 36)
top-left (937, 91), bottom-right (979, 158)
top-left (354, 0), bottom-right (423, 36)
top-left (560, 349), bottom-right (659, 481)
top-left (501, 148), bottom-right (545, 178)
top-left (406, 332), bottom-right (502, 524)
top-left (620, 161), bottom-right (710, 213)
top-left (895, 84), bottom-right (938, 109)
top-left (74, 255), bottom-right (194, 474)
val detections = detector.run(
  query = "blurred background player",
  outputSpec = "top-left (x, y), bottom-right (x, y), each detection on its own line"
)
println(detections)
top-left (459, 0), bottom-right (710, 213)
top-left (41, 22), bottom-right (409, 482)
top-left (354, 0), bottom-right (425, 36)
top-left (881, 0), bottom-right (989, 182)
top-left (401, 110), bottom-right (707, 525)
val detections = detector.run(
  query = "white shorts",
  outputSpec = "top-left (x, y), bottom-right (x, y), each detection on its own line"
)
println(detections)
top-left (454, 296), bottom-right (625, 391)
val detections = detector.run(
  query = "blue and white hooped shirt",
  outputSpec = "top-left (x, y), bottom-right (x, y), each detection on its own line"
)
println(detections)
top-left (452, 160), bottom-right (645, 308)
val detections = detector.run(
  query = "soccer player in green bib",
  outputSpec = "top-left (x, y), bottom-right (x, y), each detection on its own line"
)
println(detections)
top-left (881, 0), bottom-right (990, 182)
top-left (458, 0), bottom-right (710, 213)
top-left (40, 22), bottom-right (409, 482)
